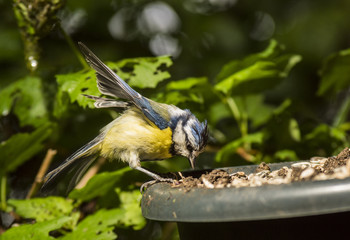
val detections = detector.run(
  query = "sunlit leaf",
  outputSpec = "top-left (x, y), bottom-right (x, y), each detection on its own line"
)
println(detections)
top-left (214, 39), bottom-right (301, 95)
top-left (68, 167), bottom-right (131, 202)
top-left (8, 197), bottom-right (78, 230)
top-left (60, 209), bottom-right (124, 240)
top-left (317, 48), bottom-right (350, 96)
top-left (158, 77), bottom-right (208, 105)
top-left (55, 56), bottom-right (173, 112)
top-left (274, 149), bottom-right (298, 162)
top-left (107, 56), bottom-right (173, 89)
top-left (160, 91), bottom-right (204, 105)
top-left (55, 70), bottom-right (99, 109)
top-left (0, 76), bottom-right (48, 127)
top-left (1, 216), bottom-right (72, 240)
top-left (115, 188), bottom-right (146, 230)
top-left (289, 119), bottom-right (301, 142)
top-left (0, 123), bottom-right (52, 174)
top-left (166, 77), bottom-right (207, 90)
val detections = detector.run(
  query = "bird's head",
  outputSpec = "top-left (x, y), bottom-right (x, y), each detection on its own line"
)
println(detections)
top-left (170, 110), bottom-right (209, 169)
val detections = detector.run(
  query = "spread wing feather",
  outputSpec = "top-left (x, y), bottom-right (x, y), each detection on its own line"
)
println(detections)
top-left (78, 42), bottom-right (141, 101)
top-left (78, 42), bottom-right (169, 129)
top-left (82, 94), bottom-right (131, 109)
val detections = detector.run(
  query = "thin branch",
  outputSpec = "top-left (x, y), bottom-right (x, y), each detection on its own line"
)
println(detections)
top-left (26, 149), bottom-right (57, 199)
top-left (236, 147), bottom-right (254, 162)
top-left (57, 23), bottom-right (89, 69)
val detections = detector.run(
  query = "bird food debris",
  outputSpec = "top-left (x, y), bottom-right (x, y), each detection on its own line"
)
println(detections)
top-left (171, 147), bottom-right (350, 190)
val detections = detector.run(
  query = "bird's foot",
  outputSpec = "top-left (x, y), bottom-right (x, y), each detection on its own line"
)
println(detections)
top-left (140, 178), bottom-right (174, 193)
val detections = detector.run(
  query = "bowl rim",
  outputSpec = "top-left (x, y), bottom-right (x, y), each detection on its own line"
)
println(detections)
top-left (141, 161), bottom-right (350, 222)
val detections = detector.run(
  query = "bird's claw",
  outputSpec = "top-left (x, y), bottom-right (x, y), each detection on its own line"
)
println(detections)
top-left (140, 178), bottom-right (174, 193)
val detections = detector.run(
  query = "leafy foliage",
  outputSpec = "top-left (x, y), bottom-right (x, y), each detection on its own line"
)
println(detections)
top-left (7, 197), bottom-right (79, 230)
top-left (2, 2), bottom-right (350, 238)
top-left (214, 40), bottom-right (302, 95)
top-left (55, 56), bottom-right (173, 114)
top-left (114, 188), bottom-right (145, 230)
top-left (55, 70), bottom-right (99, 109)
top-left (0, 76), bottom-right (48, 127)
top-left (318, 49), bottom-right (350, 96)
top-left (108, 56), bottom-right (173, 89)
top-left (68, 167), bottom-right (131, 202)
top-left (0, 216), bottom-right (72, 240)
top-left (0, 123), bottom-right (52, 175)
top-left (158, 77), bottom-right (209, 105)
top-left (60, 209), bottom-right (123, 240)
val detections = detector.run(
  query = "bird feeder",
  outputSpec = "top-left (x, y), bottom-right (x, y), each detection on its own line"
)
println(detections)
top-left (141, 161), bottom-right (350, 240)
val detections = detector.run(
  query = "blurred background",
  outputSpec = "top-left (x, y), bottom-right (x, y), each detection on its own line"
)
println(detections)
top-left (1, 0), bottom-right (350, 239)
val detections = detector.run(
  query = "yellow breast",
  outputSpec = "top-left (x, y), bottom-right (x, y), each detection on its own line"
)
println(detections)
top-left (100, 107), bottom-right (173, 161)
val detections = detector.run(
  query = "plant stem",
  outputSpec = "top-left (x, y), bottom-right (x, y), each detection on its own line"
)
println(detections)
top-left (333, 94), bottom-right (350, 127)
top-left (226, 97), bottom-right (248, 137)
top-left (226, 97), bottom-right (241, 124)
top-left (26, 149), bottom-right (57, 199)
top-left (1, 175), bottom-right (7, 211)
top-left (226, 96), bottom-right (250, 150)
top-left (58, 23), bottom-right (89, 69)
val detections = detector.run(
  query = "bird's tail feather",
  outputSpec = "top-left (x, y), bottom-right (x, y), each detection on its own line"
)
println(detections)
top-left (41, 134), bottom-right (103, 193)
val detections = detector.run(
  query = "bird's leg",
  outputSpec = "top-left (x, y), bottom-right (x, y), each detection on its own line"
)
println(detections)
top-left (134, 166), bottom-right (173, 181)
top-left (133, 166), bottom-right (174, 192)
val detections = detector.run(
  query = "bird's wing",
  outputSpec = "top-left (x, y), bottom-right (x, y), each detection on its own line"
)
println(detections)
top-left (82, 94), bottom-right (131, 109)
top-left (78, 42), bottom-right (169, 129)
top-left (79, 42), bottom-right (141, 101)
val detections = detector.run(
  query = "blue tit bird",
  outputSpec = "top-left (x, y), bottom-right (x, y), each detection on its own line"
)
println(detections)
top-left (42, 42), bottom-right (209, 191)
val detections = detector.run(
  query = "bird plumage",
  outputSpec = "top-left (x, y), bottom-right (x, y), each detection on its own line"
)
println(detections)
top-left (42, 42), bottom-right (208, 191)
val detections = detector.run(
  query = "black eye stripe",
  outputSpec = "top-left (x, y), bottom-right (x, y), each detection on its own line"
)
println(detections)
top-left (183, 131), bottom-right (191, 150)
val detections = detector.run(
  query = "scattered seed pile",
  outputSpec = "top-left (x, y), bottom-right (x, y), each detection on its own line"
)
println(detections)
top-left (172, 148), bottom-right (350, 190)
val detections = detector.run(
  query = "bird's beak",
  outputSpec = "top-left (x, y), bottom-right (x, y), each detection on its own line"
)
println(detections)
top-left (189, 156), bottom-right (196, 169)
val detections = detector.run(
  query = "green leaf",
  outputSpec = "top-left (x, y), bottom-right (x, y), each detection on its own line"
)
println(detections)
top-left (0, 76), bottom-right (48, 127)
top-left (215, 132), bottom-right (265, 163)
top-left (68, 167), bottom-right (131, 202)
top-left (302, 123), bottom-right (348, 157)
top-left (289, 119), bottom-right (301, 142)
top-left (115, 188), bottom-right (146, 230)
top-left (214, 39), bottom-right (301, 96)
top-left (215, 61), bottom-right (278, 95)
top-left (209, 102), bottom-right (231, 126)
top-left (0, 123), bottom-right (52, 174)
top-left (108, 56), bottom-right (173, 89)
top-left (60, 209), bottom-right (124, 240)
top-left (305, 124), bottom-right (346, 142)
top-left (274, 150), bottom-right (298, 162)
top-left (55, 70), bottom-right (99, 109)
top-left (158, 77), bottom-right (208, 105)
top-left (236, 95), bottom-right (275, 128)
top-left (166, 77), bottom-right (207, 90)
top-left (8, 197), bottom-right (78, 229)
top-left (317, 48), bottom-right (350, 96)
top-left (263, 99), bottom-right (300, 148)
top-left (1, 216), bottom-right (72, 240)
top-left (55, 56), bottom-right (173, 111)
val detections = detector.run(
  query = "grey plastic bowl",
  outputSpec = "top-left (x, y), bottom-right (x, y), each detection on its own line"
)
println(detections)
top-left (141, 161), bottom-right (350, 240)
